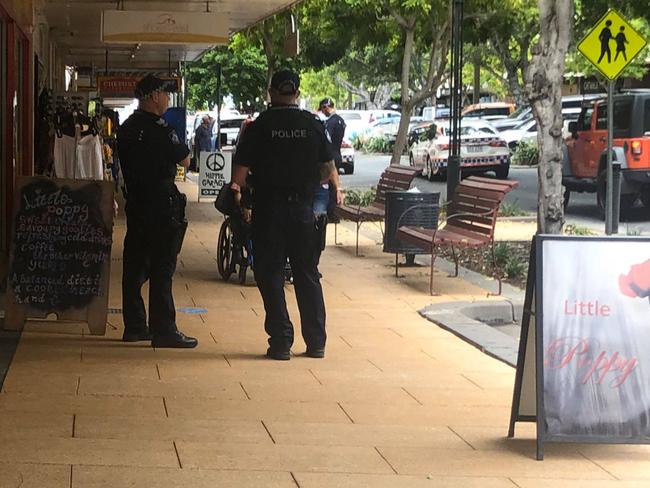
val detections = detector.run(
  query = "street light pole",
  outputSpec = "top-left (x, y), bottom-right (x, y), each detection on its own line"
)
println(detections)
top-left (447, 0), bottom-right (464, 198)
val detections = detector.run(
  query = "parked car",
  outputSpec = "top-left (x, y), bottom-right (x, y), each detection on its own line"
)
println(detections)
top-left (410, 119), bottom-right (510, 180)
top-left (462, 102), bottom-right (516, 121)
top-left (357, 117), bottom-right (401, 145)
top-left (422, 105), bottom-right (450, 121)
top-left (501, 110), bottom-right (583, 151)
top-left (337, 110), bottom-right (370, 141)
top-left (211, 114), bottom-right (248, 148)
top-left (492, 106), bottom-right (533, 131)
top-left (408, 121), bottom-right (437, 168)
top-left (340, 139), bottom-right (355, 174)
top-left (563, 90), bottom-right (650, 216)
top-left (338, 109), bottom-right (401, 141)
top-left (500, 118), bottom-right (538, 151)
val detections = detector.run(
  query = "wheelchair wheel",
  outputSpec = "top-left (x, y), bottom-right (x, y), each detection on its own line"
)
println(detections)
top-left (217, 218), bottom-right (234, 280)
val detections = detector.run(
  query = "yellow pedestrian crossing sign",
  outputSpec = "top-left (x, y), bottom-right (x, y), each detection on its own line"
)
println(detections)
top-left (577, 9), bottom-right (647, 80)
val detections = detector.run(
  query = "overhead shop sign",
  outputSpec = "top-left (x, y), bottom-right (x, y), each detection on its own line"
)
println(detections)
top-left (97, 76), bottom-right (180, 98)
top-left (102, 10), bottom-right (229, 44)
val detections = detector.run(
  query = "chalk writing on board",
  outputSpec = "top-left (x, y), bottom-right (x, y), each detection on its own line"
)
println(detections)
top-left (9, 179), bottom-right (112, 310)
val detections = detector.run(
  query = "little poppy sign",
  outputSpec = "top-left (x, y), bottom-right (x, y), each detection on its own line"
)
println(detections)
top-left (510, 235), bottom-right (650, 459)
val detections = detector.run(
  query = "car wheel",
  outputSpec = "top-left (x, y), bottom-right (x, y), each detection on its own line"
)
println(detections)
top-left (495, 163), bottom-right (510, 179)
top-left (596, 169), bottom-right (637, 220)
top-left (346, 163), bottom-right (354, 175)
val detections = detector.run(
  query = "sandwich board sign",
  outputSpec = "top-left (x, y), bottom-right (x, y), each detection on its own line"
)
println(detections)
top-left (510, 235), bottom-right (650, 459)
top-left (4, 177), bottom-right (114, 335)
top-left (577, 9), bottom-right (647, 80)
top-left (198, 150), bottom-right (231, 201)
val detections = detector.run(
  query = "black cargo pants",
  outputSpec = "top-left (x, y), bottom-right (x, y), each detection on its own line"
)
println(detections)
top-left (122, 199), bottom-right (184, 337)
top-left (252, 195), bottom-right (326, 353)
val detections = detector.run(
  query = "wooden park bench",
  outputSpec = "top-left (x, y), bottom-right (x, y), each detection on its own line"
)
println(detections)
top-left (395, 175), bottom-right (519, 295)
top-left (334, 165), bottom-right (421, 255)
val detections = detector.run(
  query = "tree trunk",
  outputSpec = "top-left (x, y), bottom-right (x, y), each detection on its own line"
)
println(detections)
top-left (473, 51), bottom-right (481, 104)
top-left (525, 0), bottom-right (574, 234)
top-left (261, 21), bottom-right (275, 101)
top-left (390, 20), bottom-right (415, 167)
top-left (388, 6), bottom-right (451, 167)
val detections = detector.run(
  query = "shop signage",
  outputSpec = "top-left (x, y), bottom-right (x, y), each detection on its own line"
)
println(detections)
top-left (4, 177), bottom-right (114, 335)
top-left (97, 76), bottom-right (181, 98)
top-left (577, 9), bottom-right (647, 80)
top-left (199, 151), bottom-right (231, 200)
top-left (175, 164), bottom-right (186, 182)
top-left (102, 10), bottom-right (229, 45)
top-left (509, 235), bottom-right (650, 459)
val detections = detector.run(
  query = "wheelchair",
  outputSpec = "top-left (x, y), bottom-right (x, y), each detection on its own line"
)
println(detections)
top-left (217, 214), bottom-right (253, 284)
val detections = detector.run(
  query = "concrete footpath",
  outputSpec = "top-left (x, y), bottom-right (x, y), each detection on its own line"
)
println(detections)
top-left (1, 181), bottom-right (649, 488)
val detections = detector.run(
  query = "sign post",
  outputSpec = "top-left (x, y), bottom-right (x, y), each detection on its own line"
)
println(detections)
top-left (577, 9), bottom-right (647, 234)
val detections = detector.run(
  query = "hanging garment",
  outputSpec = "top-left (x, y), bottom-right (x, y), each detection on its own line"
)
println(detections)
top-left (76, 134), bottom-right (104, 180)
top-left (53, 134), bottom-right (77, 178)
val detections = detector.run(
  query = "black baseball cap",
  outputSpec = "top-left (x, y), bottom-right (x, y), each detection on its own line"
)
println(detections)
top-left (319, 97), bottom-right (334, 109)
top-left (270, 69), bottom-right (300, 95)
top-left (134, 74), bottom-right (177, 99)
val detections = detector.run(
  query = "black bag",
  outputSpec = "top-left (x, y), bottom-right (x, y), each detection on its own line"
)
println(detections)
top-left (214, 184), bottom-right (237, 216)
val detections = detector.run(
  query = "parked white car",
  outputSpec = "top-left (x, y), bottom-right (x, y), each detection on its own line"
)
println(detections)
top-left (338, 109), bottom-right (400, 141)
top-left (500, 119), bottom-right (538, 151)
top-left (410, 119), bottom-right (510, 180)
top-left (340, 139), bottom-right (355, 174)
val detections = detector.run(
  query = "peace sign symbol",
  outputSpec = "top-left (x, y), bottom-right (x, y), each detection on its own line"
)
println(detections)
top-left (206, 152), bottom-right (225, 171)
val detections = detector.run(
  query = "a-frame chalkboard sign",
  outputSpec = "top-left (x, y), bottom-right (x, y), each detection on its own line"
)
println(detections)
top-left (4, 177), bottom-right (114, 335)
top-left (510, 234), bottom-right (650, 460)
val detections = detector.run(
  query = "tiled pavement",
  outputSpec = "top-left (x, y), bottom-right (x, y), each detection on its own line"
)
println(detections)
top-left (1, 181), bottom-right (649, 487)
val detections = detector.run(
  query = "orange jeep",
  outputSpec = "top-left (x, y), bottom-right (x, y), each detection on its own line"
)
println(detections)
top-left (563, 90), bottom-right (650, 216)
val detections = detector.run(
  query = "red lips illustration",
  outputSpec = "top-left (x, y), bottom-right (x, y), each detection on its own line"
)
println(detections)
top-left (619, 259), bottom-right (650, 298)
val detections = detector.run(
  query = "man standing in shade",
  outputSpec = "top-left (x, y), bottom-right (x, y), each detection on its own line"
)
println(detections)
top-left (118, 74), bottom-right (198, 348)
top-left (231, 69), bottom-right (338, 360)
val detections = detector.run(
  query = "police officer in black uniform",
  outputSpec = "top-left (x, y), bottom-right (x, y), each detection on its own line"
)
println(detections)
top-left (319, 97), bottom-right (346, 170)
top-left (118, 74), bottom-right (198, 348)
top-left (232, 69), bottom-right (337, 360)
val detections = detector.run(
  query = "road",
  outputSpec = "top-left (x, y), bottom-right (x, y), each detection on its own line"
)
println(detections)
top-left (341, 153), bottom-right (650, 234)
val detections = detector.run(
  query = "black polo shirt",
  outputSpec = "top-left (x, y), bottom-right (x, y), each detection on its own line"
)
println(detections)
top-left (118, 109), bottom-right (189, 201)
top-left (234, 104), bottom-right (334, 197)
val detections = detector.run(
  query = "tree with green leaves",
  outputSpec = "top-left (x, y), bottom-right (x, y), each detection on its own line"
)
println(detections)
top-left (185, 35), bottom-right (268, 112)
top-left (344, 0), bottom-right (451, 166)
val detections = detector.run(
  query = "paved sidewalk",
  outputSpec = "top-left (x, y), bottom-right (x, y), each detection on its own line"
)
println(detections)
top-left (1, 181), bottom-right (649, 487)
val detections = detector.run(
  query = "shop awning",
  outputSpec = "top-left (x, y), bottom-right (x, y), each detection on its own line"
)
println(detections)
top-left (38, 0), bottom-right (302, 70)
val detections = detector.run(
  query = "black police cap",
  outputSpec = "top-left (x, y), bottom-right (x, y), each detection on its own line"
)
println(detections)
top-left (134, 74), bottom-right (177, 99)
top-left (270, 69), bottom-right (300, 95)
top-left (319, 97), bottom-right (334, 109)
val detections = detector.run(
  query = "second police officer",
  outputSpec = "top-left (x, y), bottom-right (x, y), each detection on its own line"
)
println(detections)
top-left (231, 69), bottom-right (340, 360)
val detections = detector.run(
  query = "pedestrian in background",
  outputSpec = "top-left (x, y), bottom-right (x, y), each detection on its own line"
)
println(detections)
top-left (118, 74), bottom-right (198, 349)
top-left (194, 115), bottom-right (213, 153)
top-left (315, 97), bottom-right (345, 259)
top-left (231, 69), bottom-right (338, 360)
